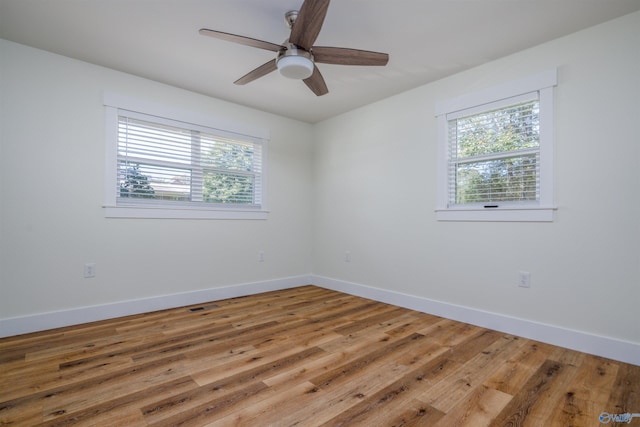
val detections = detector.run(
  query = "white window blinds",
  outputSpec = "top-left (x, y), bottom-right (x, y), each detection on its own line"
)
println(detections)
top-left (446, 94), bottom-right (540, 207)
top-left (116, 111), bottom-right (263, 208)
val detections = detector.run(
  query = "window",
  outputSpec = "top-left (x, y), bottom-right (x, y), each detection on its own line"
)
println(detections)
top-left (104, 94), bottom-right (268, 219)
top-left (436, 69), bottom-right (557, 221)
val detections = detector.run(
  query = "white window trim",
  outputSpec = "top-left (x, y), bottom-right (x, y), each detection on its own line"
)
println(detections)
top-left (103, 93), bottom-right (269, 220)
top-left (435, 69), bottom-right (557, 222)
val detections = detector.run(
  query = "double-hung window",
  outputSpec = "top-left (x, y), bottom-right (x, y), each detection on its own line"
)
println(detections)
top-left (104, 94), bottom-right (268, 219)
top-left (436, 69), bottom-right (557, 221)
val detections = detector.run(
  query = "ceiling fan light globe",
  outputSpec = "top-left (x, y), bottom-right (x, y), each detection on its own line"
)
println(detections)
top-left (277, 55), bottom-right (314, 79)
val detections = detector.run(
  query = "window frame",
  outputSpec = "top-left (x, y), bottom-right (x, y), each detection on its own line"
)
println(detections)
top-left (435, 69), bottom-right (557, 222)
top-left (103, 93), bottom-right (269, 219)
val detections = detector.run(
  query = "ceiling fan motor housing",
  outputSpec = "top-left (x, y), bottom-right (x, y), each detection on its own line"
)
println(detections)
top-left (277, 43), bottom-right (314, 79)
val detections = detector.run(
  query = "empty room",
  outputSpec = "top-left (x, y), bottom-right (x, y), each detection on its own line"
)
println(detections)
top-left (1, 1), bottom-right (639, 425)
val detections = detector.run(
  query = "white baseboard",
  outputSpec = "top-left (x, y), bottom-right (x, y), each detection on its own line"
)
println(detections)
top-left (311, 275), bottom-right (640, 366)
top-left (2, 274), bottom-right (638, 366)
top-left (0, 275), bottom-right (312, 338)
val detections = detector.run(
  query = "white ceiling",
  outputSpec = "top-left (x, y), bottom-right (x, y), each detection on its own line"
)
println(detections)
top-left (1, 0), bottom-right (639, 123)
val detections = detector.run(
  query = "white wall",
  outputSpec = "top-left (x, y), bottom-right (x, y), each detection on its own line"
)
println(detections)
top-left (312, 12), bottom-right (640, 345)
top-left (0, 40), bottom-right (314, 319)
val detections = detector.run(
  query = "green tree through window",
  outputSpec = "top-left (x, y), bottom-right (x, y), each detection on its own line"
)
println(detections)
top-left (119, 164), bottom-right (156, 198)
top-left (203, 142), bottom-right (256, 204)
top-left (451, 100), bottom-right (539, 204)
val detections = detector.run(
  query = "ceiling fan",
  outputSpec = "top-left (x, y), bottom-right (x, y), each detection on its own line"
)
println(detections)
top-left (199, 0), bottom-right (389, 96)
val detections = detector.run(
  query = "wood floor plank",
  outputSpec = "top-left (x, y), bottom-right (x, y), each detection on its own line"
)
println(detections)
top-left (41, 355), bottom-right (191, 421)
top-left (488, 358), bottom-right (568, 426)
top-left (603, 362), bottom-right (640, 419)
top-left (141, 347), bottom-right (326, 425)
top-left (0, 396), bottom-right (44, 426)
top-left (190, 341), bottom-right (326, 387)
top-left (483, 340), bottom-right (554, 396)
top-left (381, 398), bottom-right (447, 427)
top-left (432, 384), bottom-right (512, 427)
top-left (1, 355), bottom-right (133, 403)
top-left (261, 350), bottom-right (352, 387)
top-left (384, 312), bottom-right (442, 337)
top-left (145, 381), bottom-right (269, 427)
top-left (204, 380), bottom-right (321, 426)
top-left (36, 376), bottom-right (195, 427)
top-left (317, 326), bottom-right (392, 354)
top-left (316, 352), bottom-right (457, 426)
top-left (1, 286), bottom-right (638, 427)
top-left (333, 306), bottom-right (410, 336)
top-left (416, 317), bottom-right (484, 348)
top-left (447, 329), bottom-right (505, 363)
top-left (310, 332), bottom-right (426, 389)
top-left (0, 354), bottom-right (188, 426)
top-left (131, 320), bottom-right (285, 363)
top-left (547, 355), bottom-right (619, 426)
top-left (267, 359), bottom-right (412, 426)
top-left (420, 334), bottom-right (526, 413)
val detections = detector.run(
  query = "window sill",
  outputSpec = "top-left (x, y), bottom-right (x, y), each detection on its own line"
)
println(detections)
top-left (435, 207), bottom-right (555, 222)
top-left (104, 205), bottom-right (269, 220)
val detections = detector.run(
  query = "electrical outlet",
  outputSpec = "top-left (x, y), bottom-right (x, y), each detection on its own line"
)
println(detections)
top-left (345, 251), bottom-right (351, 262)
top-left (258, 250), bottom-right (265, 262)
top-left (84, 262), bottom-right (96, 278)
top-left (518, 271), bottom-right (531, 288)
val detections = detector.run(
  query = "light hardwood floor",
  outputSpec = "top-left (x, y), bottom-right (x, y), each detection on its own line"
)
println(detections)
top-left (1, 285), bottom-right (638, 426)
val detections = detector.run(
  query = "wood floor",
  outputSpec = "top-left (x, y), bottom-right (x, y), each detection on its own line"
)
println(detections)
top-left (1, 286), bottom-right (638, 426)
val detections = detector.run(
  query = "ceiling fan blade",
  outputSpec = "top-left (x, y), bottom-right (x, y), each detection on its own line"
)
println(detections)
top-left (303, 65), bottom-right (329, 96)
top-left (234, 59), bottom-right (278, 85)
top-left (199, 29), bottom-right (282, 52)
top-left (289, 0), bottom-right (330, 50)
top-left (312, 47), bottom-right (389, 66)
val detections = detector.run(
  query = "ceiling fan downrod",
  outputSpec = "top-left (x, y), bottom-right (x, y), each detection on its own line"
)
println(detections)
top-left (285, 10), bottom-right (299, 29)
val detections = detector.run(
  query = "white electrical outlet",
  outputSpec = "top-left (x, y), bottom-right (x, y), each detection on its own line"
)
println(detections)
top-left (518, 271), bottom-right (531, 288)
top-left (258, 250), bottom-right (265, 262)
top-left (84, 262), bottom-right (96, 278)
top-left (345, 251), bottom-right (351, 262)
